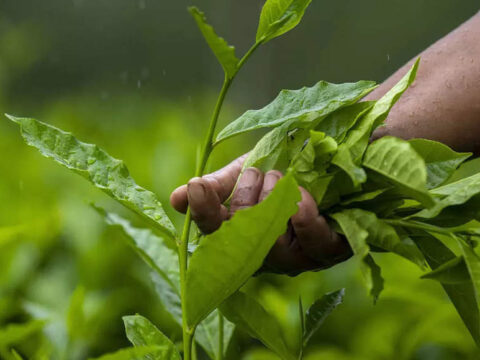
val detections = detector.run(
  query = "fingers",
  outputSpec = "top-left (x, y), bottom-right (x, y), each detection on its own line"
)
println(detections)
top-left (258, 170), bottom-right (283, 202)
top-left (170, 154), bottom-right (247, 213)
top-left (291, 188), bottom-right (351, 262)
top-left (229, 168), bottom-right (264, 216)
top-left (187, 177), bottom-right (228, 234)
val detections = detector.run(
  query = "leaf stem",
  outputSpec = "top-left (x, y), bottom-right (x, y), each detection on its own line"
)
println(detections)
top-left (178, 41), bottom-right (261, 360)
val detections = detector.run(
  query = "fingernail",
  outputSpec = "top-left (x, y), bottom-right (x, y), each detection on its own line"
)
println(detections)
top-left (264, 172), bottom-right (280, 190)
top-left (241, 168), bottom-right (259, 183)
top-left (188, 181), bottom-right (205, 202)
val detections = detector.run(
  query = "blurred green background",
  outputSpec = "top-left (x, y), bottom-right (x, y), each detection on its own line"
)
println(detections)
top-left (1, 0), bottom-right (479, 359)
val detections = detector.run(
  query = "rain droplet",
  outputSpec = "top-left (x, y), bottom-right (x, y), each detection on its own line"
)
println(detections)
top-left (138, 0), bottom-right (146, 10)
top-left (386, 54), bottom-right (390, 61)
top-left (87, 158), bottom-right (96, 165)
top-left (162, 69), bottom-right (166, 76)
top-left (445, 80), bottom-right (452, 89)
top-left (137, 80), bottom-right (142, 89)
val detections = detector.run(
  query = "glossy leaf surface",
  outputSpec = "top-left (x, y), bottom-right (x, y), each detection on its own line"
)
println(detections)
top-left (8, 115), bottom-right (176, 239)
top-left (364, 136), bottom-right (433, 207)
top-left (185, 173), bottom-right (301, 327)
top-left (123, 315), bottom-right (181, 360)
top-left (216, 81), bottom-right (376, 142)
top-left (303, 289), bottom-right (345, 346)
top-left (256, 0), bottom-right (312, 43)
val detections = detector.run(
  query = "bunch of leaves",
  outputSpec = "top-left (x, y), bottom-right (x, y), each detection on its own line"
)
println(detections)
top-left (6, 0), bottom-right (480, 359)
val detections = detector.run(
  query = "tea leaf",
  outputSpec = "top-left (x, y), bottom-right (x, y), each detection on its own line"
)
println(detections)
top-left (446, 157), bottom-right (480, 184)
top-left (215, 81), bottom-right (376, 143)
top-left (345, 59), bottom-right (419, 162)
top-left (256, 0), bottom-right (312, 43)
top-left (123, 315), bottom-right (181, 360)
top-left (220, 292), bottom-right (295, 360)
top-left (194, 311), bottom-right (235, 360)
top-left (408, 138), bottom-right (471, 188)
top-left (317, 101), bottom-right (375, 142)
top-left (189, 7), bottom-right (239, 79)
top-left (340, 188), bottom-right (390, 206)
top-left (7, 115), bottom-right (176, 240)
top-left (415, 173), bottom-right (480, 219)
top-left (303, 289), bottom-right (345, 346)
top-left (185, 173), bottom-right (301, 327)
top-left (421, 256), bottom-right (469, 284)
top-left (330, 211), bottom-right (384, 301)
top-left (458, 239), bottom-right (480, 323)
top-left (337, 209), bottom-right (425, 267)
top-left (331, 144), bottom-right (366, 187)
top-left (88, 346), bottom-right (165, 360)
top-left (415, 232), bottom-right (480, 345)
top-left (364, 136), bottom-right (434, 207)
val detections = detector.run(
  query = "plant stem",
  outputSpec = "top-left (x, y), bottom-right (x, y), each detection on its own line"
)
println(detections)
top-left (178, 41), bottom-right (261, 360)
top-left (217, 312), bottom-right (224, 360)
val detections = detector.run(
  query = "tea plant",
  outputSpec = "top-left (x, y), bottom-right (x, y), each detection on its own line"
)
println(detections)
top-left (6, 0), bottom-right (480, 359)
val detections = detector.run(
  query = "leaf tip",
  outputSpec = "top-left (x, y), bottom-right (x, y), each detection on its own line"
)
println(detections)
top-left (5, 113), bottom-right (20, 123)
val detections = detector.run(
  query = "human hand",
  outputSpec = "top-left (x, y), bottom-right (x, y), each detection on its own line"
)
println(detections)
top-left (170, 155), bottom-right (351, 276)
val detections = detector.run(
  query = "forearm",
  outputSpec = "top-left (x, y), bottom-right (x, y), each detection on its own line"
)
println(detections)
top-left (369, 11), bottom-right (480, 154)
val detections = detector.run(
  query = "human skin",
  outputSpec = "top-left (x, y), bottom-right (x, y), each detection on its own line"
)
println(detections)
top-left (170, 10), bottom-right (480, 275)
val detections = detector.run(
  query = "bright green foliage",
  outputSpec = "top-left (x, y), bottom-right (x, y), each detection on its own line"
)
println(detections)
top-left (185, 173), bottom-right (301, 327)
top-left (215, 81), bottom-right (377, 143)
top-left (123, 315), bottom-right (181, 360)
top-left (99, 209), bottom-right (234, 359)
top-left (408, 138), bottom-right (471, 188)
top-left (458, 239), bottom-right (480, 324)
top-left (415, 173), bottom-right (480, 219)
top-left (364, 136), bottom-right (434, 207)
top-left (421, 256), bottom-right (469, 283)
top-left (188, 7), bottom-right (239, 79)
top-left (331, 144), bottom-right (366, 187)
top-left (334, 209), bottom-right (425, 268)
top-left (220, 292), bottom-right (296, 360)
top-left (303, 289), bottom-right (345, 346)
top-left (0, 320), bottom-right (46, 347)
top-left (10, 350), bottom-right (23, 360)
top-left (415, 233), bottom-right (480, 344)
top-left (7, 115), bottom-right (176, 240)
top-left (88, 346), bottom-right (165, 360)
top-left (256, 0), bottom-right (312, 43)
top-left (330, 211), bottom-right (384, 302)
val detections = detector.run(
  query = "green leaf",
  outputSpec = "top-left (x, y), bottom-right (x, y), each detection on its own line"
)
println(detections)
top-left (446, 157), bottom-right (480, 184)
top-left (244, 121), bottom-right (292, 170)
top-left (330, 211), bottom-right (384, 301)
top-left (415, 173), bottom-right (480, 219)
top-left (291, 131), bottom-right (337, 173)
top-left (331, 144), bottom-right (366, 187)
top-left (185, 173), bottom-right (301, 327)
top-left (334, 209), bottom-right (425, 268)
top-left (0, 320), bottom-right (46, 347)
top-left (215, 81), bottom-right (377, 143)
top-left (317, 101), bottom-right (375, 142)
top-left (66, 286), bottom-right (86, 340)
top-left (256, 0), bottom-right (312, 43)
top-left (363, 136), bottom-right (434, 207)
top-left (88, 346), bottom-right (165, 360)
top-left (99, 209), bottom-right (234, 359)
top-left (421, 256), bottom-right (470, 284)
top-left (362, 254), bottom-right (384, 304)
top-left (7, 115), bottom-right (176, 240)
top-left (188, 7), bottom-right (239, 79)
top-left (96, 207), bottom-right (179, 292)
top-left (414, 232), bottom-right (480, 345)
top-left (340, 188), bottom-right (389, 206)
top-left (458, 239), bottom-right (480, 327)
top-left (220, 292), bottom-right (295, 360)
top-left (303, 289), bottom-right (345, 347)
top-left (344, 59), bottom-right (420, 162)
top-left (10, 350), bottom-right (23, 360)
top-left (123, 315), bottom-right (181, 360)
top-left (408, 138), bottom-right (471, 188)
